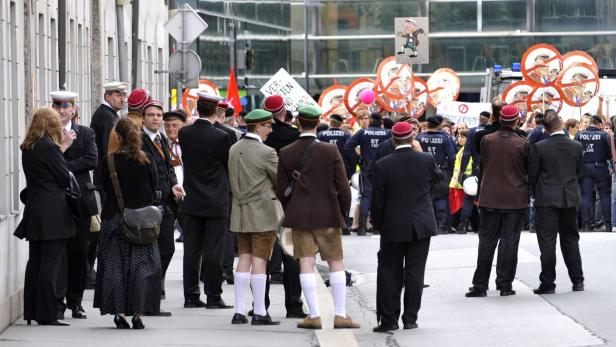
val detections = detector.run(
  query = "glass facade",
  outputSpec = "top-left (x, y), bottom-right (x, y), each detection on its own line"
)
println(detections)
top-left (189, 0), bottom-right (616, 100)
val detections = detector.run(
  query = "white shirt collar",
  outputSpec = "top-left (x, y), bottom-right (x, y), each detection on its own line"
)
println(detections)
top-left (300, 133), bottom-right (317, 138)
top-left (142, 126), bottom-right (160, 142)
top-left (550, 130), bottom-right (566, 136)
top-left (244, 132), bottom-right (262, 143)
top-left (395, 144), bottom-right (413, 150)
top-left (64, 122), bottom-right (72, 132)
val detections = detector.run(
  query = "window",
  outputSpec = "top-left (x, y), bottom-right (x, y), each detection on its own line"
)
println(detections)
top-left (536, 0), bottom-right (616, 31)
top-left (430, 1), bottom-right (477, 32)
top-left (38, 14), bottom-right (45, 104)
top-left (50, 18), bottom-right (57, 90)
top-left (107, 37), bottom-right (115, 82)
top-left (482, 0), bottom-right (527, 31)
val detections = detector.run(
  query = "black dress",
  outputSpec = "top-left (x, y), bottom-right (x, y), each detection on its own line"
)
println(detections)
top-left (93, 152), bottom-right (161, 316)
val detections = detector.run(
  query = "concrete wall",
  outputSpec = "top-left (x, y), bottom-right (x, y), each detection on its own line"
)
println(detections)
top-left (0, 0), bottom-right (169, 332)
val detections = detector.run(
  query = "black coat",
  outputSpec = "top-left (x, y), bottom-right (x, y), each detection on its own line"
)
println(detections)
top-left (178, 119), bottom-right (233, 217)
top-left (90, 103), bottom-right (118, 185)
top-left (141, 131), bottom-right (178, 203)
top-left (64, 124), bottom-right (98, 215)
top-left (22, 136), bottom-right (75, 241)
top-left (529, 133), bottom-right (583, 208)
top-left (214, 122), bottom-right (239, 145)
top-left (371, 147), bottom-right (442, 242)
top-left (264, 118), bottom-right (300, 154)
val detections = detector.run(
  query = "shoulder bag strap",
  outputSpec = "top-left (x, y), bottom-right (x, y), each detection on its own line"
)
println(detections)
top-left (107, 154), bottom-right (125, 212)
top-left (284, 139), bottom-right (318, 200)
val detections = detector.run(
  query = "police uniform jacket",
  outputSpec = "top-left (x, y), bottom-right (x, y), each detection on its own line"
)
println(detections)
top-left (478, 128), bottom-right (531, 210)
top-left (574, 126), bottom-right (611, 164)
top-left (459, 123), bottom-right (486, 175)
top-left (317, 127), bottom-right (350, 155)
top-left (22, 136), bottom-right (75, 241)
top-left (229, 136), bottom-right (284, 233)
top-left (370, 147), bottom-right (441, 242)
top-left (529, 133), bottom-right (583, 208)
top-left (343, 126), bottom-right (391, 166)
top-left (179, 119), bottom-right (233, 217)
top-left (528, 125), bottom-right (550, 144)
top-left (277, 135), bottom-right (351, 230)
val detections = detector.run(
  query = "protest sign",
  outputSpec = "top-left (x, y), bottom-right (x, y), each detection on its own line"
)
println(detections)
top-left (437, 101), bottom-right (491, 127)
top-left (260, 68), bottom-right (318, 112)
top-left (395, 17), bottom-right (429, 65)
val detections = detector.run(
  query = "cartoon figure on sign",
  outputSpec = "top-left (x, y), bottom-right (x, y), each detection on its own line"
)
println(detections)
top-left (396, 18), bottom-right (425, 58)
top-left (513, 90), bottom-right (529, 116)
top-left (563, 72), bottom-right (591, 106)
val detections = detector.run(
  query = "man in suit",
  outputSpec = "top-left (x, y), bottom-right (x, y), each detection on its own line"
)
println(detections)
top-left (88, 81), bottom-right (128, 286)
top-left (51, 91), bottom-right (98, 320)
top-left (371, 122), bottom-right (441, 332)
top-left (276, 105), bottom-right (359, 330)
top-left (228, 109), bottom-right (283, 326)
top-left (529, 110), bottom-right (585, 294)
top-left (140, 100), bottom-right (185, 314)
top-left (262, 95), bottom-right (306, 319)
top-left (466, 104), bottom-right (531, 298)
top-left (200, 100), bottom-right (239, 285)
top-left (179, 92), bottom-right (234, 309)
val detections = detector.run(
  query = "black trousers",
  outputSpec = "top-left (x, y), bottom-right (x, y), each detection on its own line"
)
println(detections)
top-left (58, 218), bottom-right (90, 311)
top-left (159, 205), bottom-right (176, 278)
top-left (24, 239), bottom-right (66, 322)
top-left (265, 243), bottom-right (304, 313)
top-left (535, 207), bottom-right (584, 288)
top-left (376, 238), bottom-right (430, 326)
top-left (472, 208), bottom-right (525, 291)
top-left (183, 214), bottom-right (226, 300)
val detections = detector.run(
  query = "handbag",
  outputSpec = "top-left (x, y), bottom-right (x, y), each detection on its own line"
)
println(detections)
top-left (66, 171), bottom-right (90, 219)
top-left (108, 154), bottom-right (162, 246)
top-left (281, 139), bottom-right (318, 207)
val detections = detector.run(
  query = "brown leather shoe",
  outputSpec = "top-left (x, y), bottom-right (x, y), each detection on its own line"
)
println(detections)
top-left (297, 316), bottom-right (322, 329)
top-left (333, 315), bottom-right (360, 329)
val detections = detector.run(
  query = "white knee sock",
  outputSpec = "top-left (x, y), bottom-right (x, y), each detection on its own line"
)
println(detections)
top-left (250, 274), bottom-right (267, 316)
top-left (300, 273), bottom-right (320, 318)
top-left (329, 271), bottom-right (347, 317)
top-left (234, 272), bottom-right (251, 315)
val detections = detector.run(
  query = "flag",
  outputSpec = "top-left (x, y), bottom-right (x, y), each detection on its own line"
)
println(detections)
top-left (227, 68), bottom-right (243, 116)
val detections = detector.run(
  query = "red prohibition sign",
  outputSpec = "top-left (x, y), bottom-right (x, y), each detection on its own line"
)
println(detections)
top-left (458, 104), bottom-right (469, 114)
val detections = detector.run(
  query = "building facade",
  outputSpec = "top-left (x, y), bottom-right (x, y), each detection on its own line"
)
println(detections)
top-left (0, 0), bottom-right (169, 332)
top-left (194, 0), bottom-right (616, 100)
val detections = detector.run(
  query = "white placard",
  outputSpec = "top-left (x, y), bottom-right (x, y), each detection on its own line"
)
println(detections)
top-left (260, 68), bottom-right (319, 112)
top-left (560, 78), bottom-right (616, 119)
top-left (436, 101), bottom-right (492, 127)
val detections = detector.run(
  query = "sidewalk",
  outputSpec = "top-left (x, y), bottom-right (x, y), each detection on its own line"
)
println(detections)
top-left (0, 240), bottom-right (322, 347)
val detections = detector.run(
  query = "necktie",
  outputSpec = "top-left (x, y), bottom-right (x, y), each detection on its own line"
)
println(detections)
top-left (154, 134), bottom-right (162, 147)
top-left (153, 134), bottom-right (165, 159)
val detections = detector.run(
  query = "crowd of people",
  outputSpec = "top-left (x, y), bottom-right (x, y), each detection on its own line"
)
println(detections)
top-left (16, 78), bottom-right (615, 333)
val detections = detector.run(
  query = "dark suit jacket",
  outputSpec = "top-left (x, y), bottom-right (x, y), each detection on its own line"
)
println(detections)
top-left (64, 124), bottom-right (99, 216)
top-left (90, 103), bottom-right (118, 185)
top-left (214, 122), bottom-right (239, 145)
top-left (178, 119), bottom-right (233, 217)
top-left (529, 133), bottom-right (583, 208)
top-left (371, 147), bottom-right (441, 242)
top-left (276, 136), bottom-right (351, 229)
top-left (22, 136), bottom-right (75, 241)
top-left (265, 118), bottom-right (300, 154)
top-left (141, 131), bottom-right (178, 203)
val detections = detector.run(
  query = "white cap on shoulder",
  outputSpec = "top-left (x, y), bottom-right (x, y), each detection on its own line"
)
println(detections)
top-left (197, 91), bottom-right (222, 103)
top-left (103, 81), bottom-right (129, 93)
top-left (50, 90), bottom-right (78, 101)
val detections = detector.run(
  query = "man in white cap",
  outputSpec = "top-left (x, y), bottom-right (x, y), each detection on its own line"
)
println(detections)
top-left (179, 91), bottom-right (234, 309)
top-left (50, 91), bottom-right (98, 321)
top-left (88, 81), bottom-right (128, 287)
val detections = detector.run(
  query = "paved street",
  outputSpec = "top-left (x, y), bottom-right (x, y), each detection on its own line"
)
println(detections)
top-left (1, 230), bottom-right (615, 347)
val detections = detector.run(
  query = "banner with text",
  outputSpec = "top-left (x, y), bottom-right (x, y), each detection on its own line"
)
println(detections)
top-left (436, 101), bottom-right (492, 127)
top-left (260, 68), bottom-right (318, 112)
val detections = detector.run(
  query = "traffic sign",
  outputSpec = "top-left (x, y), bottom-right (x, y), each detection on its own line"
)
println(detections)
top-left (169, 50), bottom-right (201, 82)
top-left (165, 3), bottom-right (208, 44)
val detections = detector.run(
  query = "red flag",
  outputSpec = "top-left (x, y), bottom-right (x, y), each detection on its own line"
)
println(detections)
top-left (226, 68), bottom-right (243, 116)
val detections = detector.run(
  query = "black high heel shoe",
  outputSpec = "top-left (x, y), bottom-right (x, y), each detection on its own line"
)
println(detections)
top-left (114, 315), bottom-right (130, 329)
top-left (131, 315), bottom-right (145, 329)
top-left (37, 320), bottom-right (70, 326)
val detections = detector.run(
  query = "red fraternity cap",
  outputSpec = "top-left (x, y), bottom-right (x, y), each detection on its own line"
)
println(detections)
top-left (500, 104), bottom-right (519, 122)
top-left (218, 101), bottom-right (229, 109)
top-left (392, 121), bottom-right (413, 140)
top-left (142, 99), bottom-right (163, 114)
top-left (127, 88), bottom-right (150, 109)
top-left (264, 95), bottom-right (285, 113)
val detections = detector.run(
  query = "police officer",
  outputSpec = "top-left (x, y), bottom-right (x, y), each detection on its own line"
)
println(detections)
top-left (528, 112), bottom-right (549, 145)
top-left (459, 111), bottom-right (490, 182)
top-left (318, 114), bottom-right (350, 162)
top-left (416, 115), bottom-right (456, 234)
top-left (575, 115), bottom-right (612, 232)
top-left (343, 113), bottom-right (391, 236)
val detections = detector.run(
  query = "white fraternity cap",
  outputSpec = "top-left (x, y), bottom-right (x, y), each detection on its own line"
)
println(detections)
top-left (197, 91), bottom-right (222, 103)
top-left (103, 81), bottom-right (129, 93)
